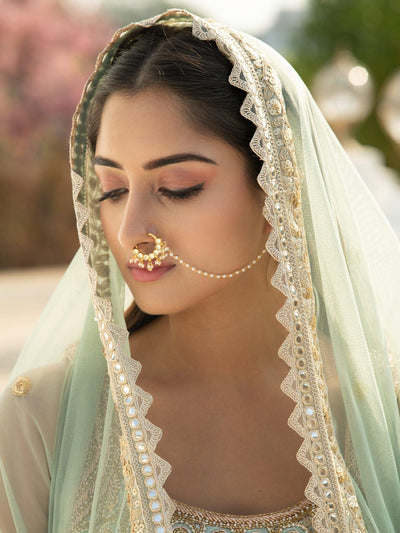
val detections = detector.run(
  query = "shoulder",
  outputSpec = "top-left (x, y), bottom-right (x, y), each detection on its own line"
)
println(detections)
top-left (0, 348), bottom-right (74, 532)
top-left (0, 345), bottom-right (75, 460)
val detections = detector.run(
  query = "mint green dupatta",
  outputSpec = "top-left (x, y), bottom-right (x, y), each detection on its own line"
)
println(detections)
top-left (1, 9), bottom-right (399, 533)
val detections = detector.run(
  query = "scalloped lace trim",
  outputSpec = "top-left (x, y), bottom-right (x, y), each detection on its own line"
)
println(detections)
top-left (191, 15), bottom-right (366, 533)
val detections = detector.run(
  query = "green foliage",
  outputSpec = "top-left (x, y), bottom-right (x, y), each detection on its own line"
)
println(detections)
top-left (290, 0), bottom-right (400, 173)
top-left (100, 0), bottom-right (171, 26)
top-left (99, 0), bottom-right (207, 27)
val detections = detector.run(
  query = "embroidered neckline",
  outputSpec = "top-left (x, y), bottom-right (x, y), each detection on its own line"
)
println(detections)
top-left (171, 497), bottom-right (315, 528)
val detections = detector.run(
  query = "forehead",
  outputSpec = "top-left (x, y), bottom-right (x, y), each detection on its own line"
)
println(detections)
top-left (98, 89), bottom-right (191, 140)
top-left (95, 89), bottom-right (246, 170)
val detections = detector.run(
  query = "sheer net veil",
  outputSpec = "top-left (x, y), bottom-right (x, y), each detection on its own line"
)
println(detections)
top-left (1, 9), bottom-right (399, 533)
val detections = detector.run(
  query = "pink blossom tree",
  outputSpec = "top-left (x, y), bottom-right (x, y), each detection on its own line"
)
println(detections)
top-left (0, 0), bottom-right (114, 267)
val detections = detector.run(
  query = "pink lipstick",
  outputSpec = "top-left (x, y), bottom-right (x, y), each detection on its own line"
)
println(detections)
top-left (129, 264), bottom-right (175, 282)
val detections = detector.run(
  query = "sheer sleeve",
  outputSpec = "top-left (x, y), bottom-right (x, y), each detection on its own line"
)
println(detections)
top-left (0, 353), bottom-right (73, 533)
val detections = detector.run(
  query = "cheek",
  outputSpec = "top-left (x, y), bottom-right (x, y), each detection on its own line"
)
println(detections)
top-left (199, 185), bottom-right (263, 240)
top-left (168, 185), bottom-right (264, 270)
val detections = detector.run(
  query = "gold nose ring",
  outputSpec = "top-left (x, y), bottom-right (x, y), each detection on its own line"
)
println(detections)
top-left (129, 233), bottom-right (170, 271)
top-left (129, 232), bottom-right (267, 278)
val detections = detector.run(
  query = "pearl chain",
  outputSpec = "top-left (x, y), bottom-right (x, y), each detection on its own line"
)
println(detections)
top-left (129, 233), bottom-right (267, 278)
top-left (168, 248), bottom-right (267, 278)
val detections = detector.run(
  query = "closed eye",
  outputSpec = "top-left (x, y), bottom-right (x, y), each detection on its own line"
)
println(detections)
top-left (97, 183), bottom-right (205, 203)
top-left (98, 188), bottom-right (128, 202)
top-left (159, 183), bottom-right (204, 200)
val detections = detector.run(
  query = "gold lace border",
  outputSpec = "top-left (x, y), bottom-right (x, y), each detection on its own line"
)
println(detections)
top-left (171, 497), bottom-right (315, 528)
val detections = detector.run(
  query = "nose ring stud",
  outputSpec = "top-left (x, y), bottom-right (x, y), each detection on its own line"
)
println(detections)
top-left (129, 233), bottom-right (170, 271)
top-left (129, 232), bottom-right (267, 279)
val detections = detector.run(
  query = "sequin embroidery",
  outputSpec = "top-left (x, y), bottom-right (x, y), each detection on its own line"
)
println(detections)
top-left (171, 498), bottom-right (316, 533)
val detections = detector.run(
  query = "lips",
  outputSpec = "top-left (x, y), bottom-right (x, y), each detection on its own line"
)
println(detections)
top-left (128, 263), bottom-right (175, 282)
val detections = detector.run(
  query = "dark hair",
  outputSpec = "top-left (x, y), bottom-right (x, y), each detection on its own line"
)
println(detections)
top-left (87, 25), bottom-right (262, 333)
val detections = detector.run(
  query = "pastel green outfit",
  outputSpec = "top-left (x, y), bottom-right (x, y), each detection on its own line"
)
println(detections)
top-left (1, 9), bottom-right (399, 533)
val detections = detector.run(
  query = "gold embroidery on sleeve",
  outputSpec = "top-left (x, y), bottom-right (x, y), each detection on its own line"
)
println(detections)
top-left (12, 376), bottom-right (32, 397)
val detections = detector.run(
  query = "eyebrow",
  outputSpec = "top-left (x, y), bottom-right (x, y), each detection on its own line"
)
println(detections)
top-left (93, 156), bottom-right (123, 169)
top-left (93, 153), bottom-right (217, 171)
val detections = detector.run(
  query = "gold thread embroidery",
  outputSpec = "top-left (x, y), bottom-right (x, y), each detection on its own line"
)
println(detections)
top-left (120, 437), bottom-right (145, 533)
top-left (172, 497), bottom-right (316, 532)
top-left (70, 379), bottom-right (131, 532)
top-left (12, 376), bottom-right (32, 397)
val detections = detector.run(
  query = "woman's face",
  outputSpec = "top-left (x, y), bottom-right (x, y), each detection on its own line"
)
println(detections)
top-left (94, 89), bottom-right (267, 315)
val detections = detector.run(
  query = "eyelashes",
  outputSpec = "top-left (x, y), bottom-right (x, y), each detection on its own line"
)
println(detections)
top-left (158, 183), bottom-right (204, 200)
top-left (97, 183), bottom-right (205, 203)
top-left (98, 188), bottom-right (128, 202)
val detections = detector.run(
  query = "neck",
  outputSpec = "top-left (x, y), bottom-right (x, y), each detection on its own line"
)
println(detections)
top-left (137, 264), bottom-right (287, 384)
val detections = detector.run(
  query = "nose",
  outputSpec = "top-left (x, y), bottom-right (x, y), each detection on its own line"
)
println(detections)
top-left (117, 191), bottom-right (156, 253)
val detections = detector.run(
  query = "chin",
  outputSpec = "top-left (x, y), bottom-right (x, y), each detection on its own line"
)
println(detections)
top-left (127, 270), bottom-right (233, 317)
top-left (131, 294), bottom-right (185, 317)
top-left (133, 288), bottom-right (225, 319)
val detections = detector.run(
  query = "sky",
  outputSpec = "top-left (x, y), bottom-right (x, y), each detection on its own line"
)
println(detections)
top-left (65, 0), bottom-right (309, 34)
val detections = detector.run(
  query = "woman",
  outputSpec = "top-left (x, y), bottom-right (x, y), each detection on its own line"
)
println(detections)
top-left (1, 8), bottom-right (400, 533)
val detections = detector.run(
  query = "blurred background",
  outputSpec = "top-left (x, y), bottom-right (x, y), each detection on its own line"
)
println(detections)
top-left (1, 0), bottom-right (400, 389)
